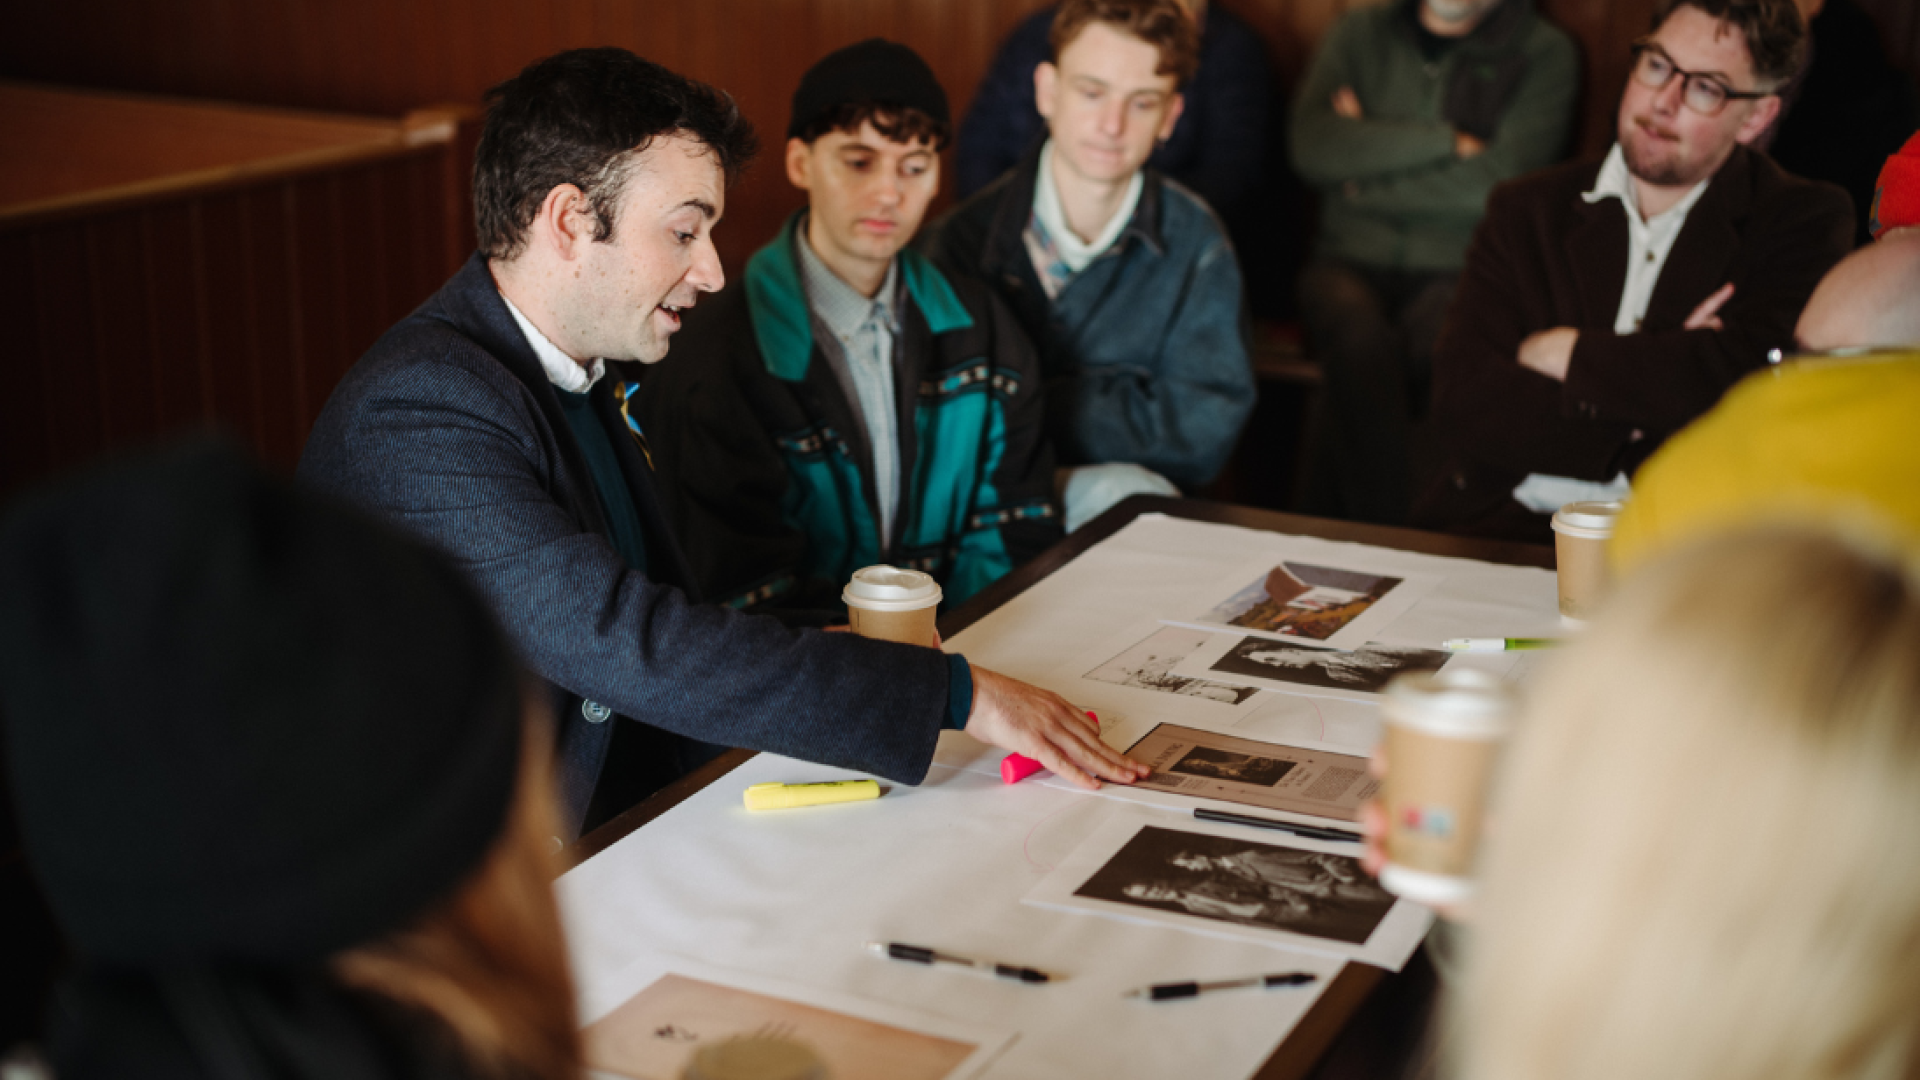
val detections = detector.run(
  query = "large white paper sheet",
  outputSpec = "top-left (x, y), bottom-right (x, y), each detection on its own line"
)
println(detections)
top-left (579, 954), bottom-right (1013, 1080)
top-left (560, 742), bottom-right (1349, 1080)
top-left (1023, 813), bottom-right (1432, 971)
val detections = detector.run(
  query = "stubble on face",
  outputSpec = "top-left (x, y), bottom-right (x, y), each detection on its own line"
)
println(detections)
top-left (566, 134), bottom-right (726, 364)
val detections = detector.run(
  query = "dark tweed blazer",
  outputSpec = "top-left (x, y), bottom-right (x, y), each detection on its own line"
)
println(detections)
top-left (1414, 145), bottom-right (1853, 543)
top-left (299, 254), bottom-right (952, 837)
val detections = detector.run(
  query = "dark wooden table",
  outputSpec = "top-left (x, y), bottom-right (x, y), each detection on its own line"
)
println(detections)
top-left (570, 495), bottom-right (1554, 1080)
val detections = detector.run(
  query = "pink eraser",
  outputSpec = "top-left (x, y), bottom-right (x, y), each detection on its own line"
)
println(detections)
top-left (1000, 754), bottom-right (1044, 784)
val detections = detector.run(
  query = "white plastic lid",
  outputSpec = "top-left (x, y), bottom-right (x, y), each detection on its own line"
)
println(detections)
top-left (842, 565), bottom-right (942, 611)
top-left (1551, 500), bottom-right (1625, 538)
top-left (1382, 668), bottom-right (1514, 740)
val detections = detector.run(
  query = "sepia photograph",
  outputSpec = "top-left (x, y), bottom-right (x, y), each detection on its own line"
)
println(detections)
top-left (1083, 626), bottom-right (1260, 705)
top-left (583, 973), bottom-right (978, 1080)
top-left (1072, 826), bottom-right (1396, 945)
top-left (1208, 638), bottom-right (1450, 696)
top-left (1203, 562), bottom-right (1407, 642)
top-left (1124, 723), bottom-right (1374, 818)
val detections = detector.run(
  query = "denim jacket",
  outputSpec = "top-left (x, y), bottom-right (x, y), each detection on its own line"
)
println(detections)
top-left (923, 148), bottom-right (1255, 490)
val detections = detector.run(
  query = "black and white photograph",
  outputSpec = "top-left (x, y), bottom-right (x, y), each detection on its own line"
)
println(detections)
top-left (1208, 638), bottom-right (1450, 696)
top-left (1082, 627), bottom-right (1260, 705)
top-left (1072, 827), bottom-right (1395, 946)
top-left (1167, 746), bottom-right (1295, 786)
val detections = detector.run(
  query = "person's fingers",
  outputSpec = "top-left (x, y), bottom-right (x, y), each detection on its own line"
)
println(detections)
top-left (1684, 282), bottom-right (1735, 329)
top-left (1040, 702), bottom-right (1144, 784)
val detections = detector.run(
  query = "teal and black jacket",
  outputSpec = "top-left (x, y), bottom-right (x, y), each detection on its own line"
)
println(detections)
top-left (637, 216), bottom-right (1061, 614)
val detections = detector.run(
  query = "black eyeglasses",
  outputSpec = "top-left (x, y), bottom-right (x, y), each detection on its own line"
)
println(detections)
top-left (1629, 41), bottom-right (1771, 116)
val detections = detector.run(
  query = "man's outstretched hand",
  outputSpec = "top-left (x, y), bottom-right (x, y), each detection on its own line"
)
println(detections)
top-left (963, 664), bottom-right (1149, 789)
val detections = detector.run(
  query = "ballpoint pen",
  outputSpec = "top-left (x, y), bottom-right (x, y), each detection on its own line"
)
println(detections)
top-left (1194, 808), bottom-right (1362, 843)
top-left (866, 941), bottom-right (1057, 983)
top-left (1125, 972), bottom-right (1317, 1001)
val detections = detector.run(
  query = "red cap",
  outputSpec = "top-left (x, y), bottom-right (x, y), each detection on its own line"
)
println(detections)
top-left (1870, 130), bottom-right (1920, 239)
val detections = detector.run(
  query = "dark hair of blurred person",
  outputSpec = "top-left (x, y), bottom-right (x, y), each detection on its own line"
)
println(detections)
top-left (0, 438), bottom-right (579, 1079)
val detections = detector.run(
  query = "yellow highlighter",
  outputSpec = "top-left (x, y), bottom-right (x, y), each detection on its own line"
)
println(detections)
top-left (743, 779), bottom-right (882, 811)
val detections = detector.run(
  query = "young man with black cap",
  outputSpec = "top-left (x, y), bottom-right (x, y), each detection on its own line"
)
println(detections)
top-left (300, 48), bottom-right (1145, 839)
top-left (643, 40), bottom-right (1060, 612)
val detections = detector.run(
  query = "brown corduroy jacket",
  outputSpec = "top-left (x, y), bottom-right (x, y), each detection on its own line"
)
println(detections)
top-left (1413, 144), bottom-right (1853, 543)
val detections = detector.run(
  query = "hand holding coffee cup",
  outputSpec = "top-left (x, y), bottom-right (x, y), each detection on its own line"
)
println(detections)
top-left (1376, 668), bottom-right (1515, 910)
top-left (842, 565), bottom-right (942, 647)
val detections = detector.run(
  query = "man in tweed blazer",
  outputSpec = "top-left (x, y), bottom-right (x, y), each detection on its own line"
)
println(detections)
top-left (300, 49), bottom-right (1144, 839)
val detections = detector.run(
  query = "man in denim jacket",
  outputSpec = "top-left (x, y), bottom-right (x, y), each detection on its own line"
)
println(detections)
top-left (924, 0), bottom-right (1255, 530)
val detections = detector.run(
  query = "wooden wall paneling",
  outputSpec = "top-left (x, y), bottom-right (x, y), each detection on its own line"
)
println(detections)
top-left (83, 212), bottom-right (164, 454)
top-left (239, 183), bottom-right (303, 467)
top-left (195, 189), bottom-right (268, 458)
top-left (143, 203), bottom-right (217, 438)
top-left (0, 232), bottom-right (49, 495)
top-left (290, 170), bottom-right (348, 456)
top-left (27, 225), bottom-right (107, 481)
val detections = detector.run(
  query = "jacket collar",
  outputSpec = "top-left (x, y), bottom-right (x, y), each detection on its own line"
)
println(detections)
top-left (1566, 144), bottom-right (1760, 329)
top-left (427, 253), bottom-right (553, 397)
top-left (745, 211), bottom-right (972, 382)
top-left (978, 142), bottom-right (1167, 281)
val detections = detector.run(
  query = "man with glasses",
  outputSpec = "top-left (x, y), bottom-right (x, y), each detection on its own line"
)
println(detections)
top-left (1413, 0), bottom-right (1853, 544)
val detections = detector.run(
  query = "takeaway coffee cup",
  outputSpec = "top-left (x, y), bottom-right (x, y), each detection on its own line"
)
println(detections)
top-left (1378, 668), bottom-right (1515, 907)
top-left (1551, 499), bottom-right (1624, 626)
top-left (842, 565), bottom-right (942, 647)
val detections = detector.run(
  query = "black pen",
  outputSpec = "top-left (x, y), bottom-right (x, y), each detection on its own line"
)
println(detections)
top-left (1194, 808), bottom-right (1363, 843)
top-left (1126, 972), bottom-right (1318, 1001)
top-left (866, 941), bottom-right (1057, 983)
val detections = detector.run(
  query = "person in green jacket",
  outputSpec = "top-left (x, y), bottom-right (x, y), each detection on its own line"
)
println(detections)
top-left (1290, 0), bottom-right (1578, 525)
top-left (641, 39), bottom-right (1062, 615)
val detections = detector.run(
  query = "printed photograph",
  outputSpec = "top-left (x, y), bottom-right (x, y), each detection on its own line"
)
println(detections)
top-left (1073, 826), bottom-right (1395, 945)
top-left (1204, 562), bottom-right (1406, 641)
top-left (1083, 626), bottom-right (1260, 705)
top-left (1166, 746), bottom-right (1296, 786)
top-left (583, 973), bottom-right (977, 1080)
top-left (1209, 638), bottom-right (1449, 695)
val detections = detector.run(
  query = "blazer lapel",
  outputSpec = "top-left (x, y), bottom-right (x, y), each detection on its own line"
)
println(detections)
top-left (1566, 193), bottom-right (1629, 329)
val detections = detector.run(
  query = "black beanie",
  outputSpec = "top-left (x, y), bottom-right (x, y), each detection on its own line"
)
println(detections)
top-left (0, 438), bottom-right (523, 966)
top-left (787, 38), bottom-right (950, 140)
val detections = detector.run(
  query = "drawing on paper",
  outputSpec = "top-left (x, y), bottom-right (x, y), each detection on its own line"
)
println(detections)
top-left (1083, 626), bottom-right (1259, 704)
top-left (1209, 638), bottom-right (1449, 695)
top-left (582, 973), bottom-right (976, 1080)
top-left (1073, 826), bottom-right (1394, 945)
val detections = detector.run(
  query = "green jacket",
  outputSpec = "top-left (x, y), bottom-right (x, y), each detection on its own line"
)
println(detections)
top-left (1290, 0), bottom-right (1578, 271)
top-left (638, 216), bottom-right (1061, 612)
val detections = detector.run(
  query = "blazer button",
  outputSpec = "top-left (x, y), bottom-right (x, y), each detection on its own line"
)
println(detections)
top-left (582, 699), bottom-right (612, 724)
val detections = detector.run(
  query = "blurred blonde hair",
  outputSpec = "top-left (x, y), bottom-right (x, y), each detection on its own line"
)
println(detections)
top-left (335, 706), bottom-right (580, 1080)
top-left (1456, 528), bottom-right (1920, 1080)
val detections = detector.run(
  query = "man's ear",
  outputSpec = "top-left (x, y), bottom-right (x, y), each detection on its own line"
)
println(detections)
top-left (1158, 92), bottom-right (1187, 141)
top-left (785, 137), bottom-right (815, 192)
top-left (1034, 62), bottom-right (1059, 122)
top-left (1734, 94), bottom-right (1783, 146)
top-left (530, 183), bottom-right (592, 261)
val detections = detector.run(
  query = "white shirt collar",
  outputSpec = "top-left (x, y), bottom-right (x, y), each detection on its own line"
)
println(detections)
top-left (1581, 143), bottom-right (1711, 226)
top-left (498, 291), bottom-right (605, 394)
top-left (1032, 140), bottom-right (1144, 272)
